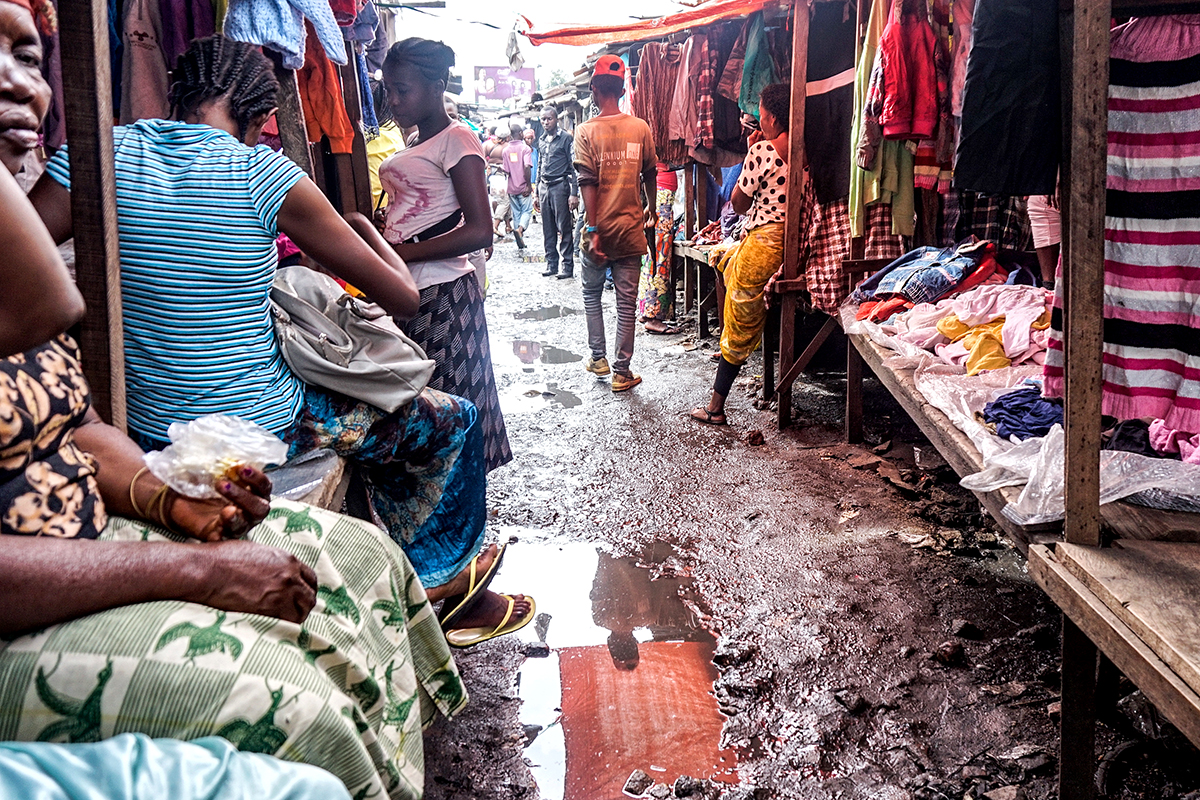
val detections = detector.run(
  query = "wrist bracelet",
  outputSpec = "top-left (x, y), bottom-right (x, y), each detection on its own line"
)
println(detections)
top-left (586, 225), bottom-right (598, 233)
top-left (129, 467), bottom-right (151, 517)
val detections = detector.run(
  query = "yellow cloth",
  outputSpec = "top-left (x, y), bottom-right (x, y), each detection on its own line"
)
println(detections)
top-left (937, 310), bottom-right (1052, 375)
top-left (718, 223), bottom-right (785, 366)
top-left (367, 122), bottom-right (407, 210)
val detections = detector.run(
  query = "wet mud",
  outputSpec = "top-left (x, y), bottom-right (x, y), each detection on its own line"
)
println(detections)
top-left (422, 227), bottom-right (1200, 800)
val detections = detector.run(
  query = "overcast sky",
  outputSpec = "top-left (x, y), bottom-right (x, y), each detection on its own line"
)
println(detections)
top-left (386, 0), bottom-right (683, 102)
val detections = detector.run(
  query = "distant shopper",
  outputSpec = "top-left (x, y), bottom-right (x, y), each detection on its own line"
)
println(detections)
top-left (690, 83), bottom-right (790, 425)
top-left (574, 55), bottom-right (657, 392)
top-left (534, 105), bottom-right (579, 279)
top-left (524, 127), bottom-right (538, 182)
top-left (501, 121), bottom-right (534, 249)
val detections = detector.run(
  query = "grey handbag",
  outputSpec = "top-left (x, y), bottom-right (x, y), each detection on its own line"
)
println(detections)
top-left (269, 267), bottom-right (435, 413)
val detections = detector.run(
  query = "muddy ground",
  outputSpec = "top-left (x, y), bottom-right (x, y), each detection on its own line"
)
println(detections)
top-left (422, 227), bottom-right (1200, 800)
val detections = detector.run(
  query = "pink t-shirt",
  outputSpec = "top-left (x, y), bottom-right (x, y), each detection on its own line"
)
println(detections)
top-left (501, 140), bottom-right (533, 195)
top-left (380, 121), bottom-right (485, 289)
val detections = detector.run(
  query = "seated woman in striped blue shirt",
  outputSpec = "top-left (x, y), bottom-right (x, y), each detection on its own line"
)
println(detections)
top-left (30, 34), bottom-right (531, 645)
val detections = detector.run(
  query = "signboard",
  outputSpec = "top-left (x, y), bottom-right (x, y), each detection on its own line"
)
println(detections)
top-left (475, 67), bottom-right (536, 101)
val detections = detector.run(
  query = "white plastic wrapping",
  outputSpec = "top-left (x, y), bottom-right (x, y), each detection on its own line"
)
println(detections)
top-left (143, 415), bottom-right (289, 499)
top-left (961, 425), bottom-right (1200, 525)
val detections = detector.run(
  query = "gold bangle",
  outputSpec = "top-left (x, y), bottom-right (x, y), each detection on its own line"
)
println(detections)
top-left (151, 485), bottom-right (184, 536)
top-left (128, 467), bottom-right (151, 518)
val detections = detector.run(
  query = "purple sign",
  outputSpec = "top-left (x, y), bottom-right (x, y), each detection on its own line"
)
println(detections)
top-left (475, 67), bottom-right (536, 101)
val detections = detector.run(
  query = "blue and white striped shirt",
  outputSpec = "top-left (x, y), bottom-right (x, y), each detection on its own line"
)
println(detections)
top-left (47, 120), bottom-right (307, 442)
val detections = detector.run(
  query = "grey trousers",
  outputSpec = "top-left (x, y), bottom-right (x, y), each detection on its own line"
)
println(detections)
top-left (581, 252), bottom-right (642, 375)
top-left (538, 180), bottom-right (575, 274)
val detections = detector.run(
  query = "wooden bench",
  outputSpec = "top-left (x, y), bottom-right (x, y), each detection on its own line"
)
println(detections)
top-left (674, 241), bottom-right (720, 339)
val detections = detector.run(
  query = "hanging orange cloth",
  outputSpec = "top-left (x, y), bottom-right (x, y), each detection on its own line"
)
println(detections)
top-left (297, 20), bottom-right (356, 155)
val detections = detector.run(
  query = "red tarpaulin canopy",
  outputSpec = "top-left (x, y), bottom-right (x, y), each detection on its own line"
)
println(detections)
top-left (519, 0), bottom-right (787, 47)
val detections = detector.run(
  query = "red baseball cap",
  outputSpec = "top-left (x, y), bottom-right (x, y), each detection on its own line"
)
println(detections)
top-left (592, 55), bottom-right (627, 82)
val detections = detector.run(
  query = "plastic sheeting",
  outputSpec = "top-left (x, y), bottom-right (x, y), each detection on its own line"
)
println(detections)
top-left (842, 304), bottom-right (1200, 527)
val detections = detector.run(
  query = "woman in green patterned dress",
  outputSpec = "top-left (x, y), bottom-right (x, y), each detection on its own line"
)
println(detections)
top-left (0, 3), bottom-right (464, 795)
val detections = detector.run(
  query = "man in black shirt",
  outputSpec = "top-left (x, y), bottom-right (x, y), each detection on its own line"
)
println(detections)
top-left (533, 106), bottom-right (580, 278)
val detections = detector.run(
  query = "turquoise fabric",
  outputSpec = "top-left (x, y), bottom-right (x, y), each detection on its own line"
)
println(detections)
top-left (739, 12), bottom-right (777, 117)
top-left (0, 734), bottom-right (350, 800)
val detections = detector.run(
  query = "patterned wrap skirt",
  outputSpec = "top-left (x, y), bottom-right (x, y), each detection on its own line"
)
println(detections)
top-left (638, 189), bottom-right (677, 321)
top-left (406, 274), bottom-right (512, 473)
top-left (716, 223), bottom-right (785, 365)
top-left (287, 387), bottom-right (487, 590)
top-left (0, 500), bottom-right (467, 800)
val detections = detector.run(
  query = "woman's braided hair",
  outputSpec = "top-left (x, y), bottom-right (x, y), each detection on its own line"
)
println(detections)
top-left (169, 34), bottom-right (279, 140)
top-left (383, 38), bottom-right (455, 85)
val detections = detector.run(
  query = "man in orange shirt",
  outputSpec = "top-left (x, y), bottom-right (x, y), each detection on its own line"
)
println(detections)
top-left (574, 56), bottom-right (657, 392)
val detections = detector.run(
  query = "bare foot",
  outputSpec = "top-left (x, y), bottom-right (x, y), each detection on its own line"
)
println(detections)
top-left (425, 544), bottom-right (499, 604)
top-left (450, 590), bottom-right (533, 631)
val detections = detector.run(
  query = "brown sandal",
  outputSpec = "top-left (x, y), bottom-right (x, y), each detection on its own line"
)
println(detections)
top-left (689, 408), bottom-right (727, 426)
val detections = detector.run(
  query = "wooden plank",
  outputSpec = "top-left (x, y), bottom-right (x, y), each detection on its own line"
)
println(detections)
top-left (332, 152), bottom-right (358, 214)
top-left (1101, 502), bottom-right (1200, 543)
top-left (58, 0), bottom-right (125, 431)
top-left (697, 164), bottom-right (708, 228)
top-left (269, 52), bottom-right (315, 179)
top-left (1060, 541), bottom-right (1200, 698)
top-left (777, 0), bottom-right (810, 431)
top-left (774, 315), bottom-right (837, 396)
top-left (1028, 544), bottom-right (1200, 749)
top-left (337, 45), bottom-right (373, 215)
top-left (1060, 0), bottom-right (1110, 548)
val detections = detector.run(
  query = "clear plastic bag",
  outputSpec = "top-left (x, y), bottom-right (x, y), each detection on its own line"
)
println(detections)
top-left (962, 424), bottom-right (1200, 525)
top-left (143, 415), bottom-right (290, 499)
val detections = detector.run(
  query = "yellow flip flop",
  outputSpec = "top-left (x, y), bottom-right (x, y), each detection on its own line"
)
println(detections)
top-left (437, 543), bottom-right (508, 630)
top-left (445, 595), bottom-right (537, 649)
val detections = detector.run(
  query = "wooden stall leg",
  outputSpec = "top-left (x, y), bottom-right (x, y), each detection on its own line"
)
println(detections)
top-left (1060, 617), bottom-right (1099, 800)
top-left (59, 0), bottom-right (124, 430)
top-left (697, 258), bottom-right (711, 340)
top-left (777, 294), bottom-right (797, 428)
top-left (763, 302), bottom-right (778, 401)
top-left (683, 249), bottom-right (695, 313)
top-left (846, 340), bottom-right (864, 443)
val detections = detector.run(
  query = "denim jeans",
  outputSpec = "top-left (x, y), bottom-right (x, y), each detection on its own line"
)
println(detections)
top-left (509, 193), bottom-right (533, 232)
top-left (581, 251), bottom-right (642, 375)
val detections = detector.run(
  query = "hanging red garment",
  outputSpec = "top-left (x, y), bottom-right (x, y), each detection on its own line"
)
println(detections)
top-left (878, 0), bottom-right (937, 141)
top-left (297, 20), bottom-right (356, 154)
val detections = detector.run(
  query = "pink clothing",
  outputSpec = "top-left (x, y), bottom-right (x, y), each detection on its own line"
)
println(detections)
top-left (500, 140), bottom-right (533, 195)
top-left (1027, 194), bottom-right (1061, 249)
top-left (1149, 419), bottom-right (1200, 463)
top-left (380, 121), bottom-right (485, 289)
top-left (1111, 14), bottom-right (1200, 62)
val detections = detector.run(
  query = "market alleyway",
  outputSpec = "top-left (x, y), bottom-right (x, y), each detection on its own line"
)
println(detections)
top-left (421, 227), bottom-right (1198, 800)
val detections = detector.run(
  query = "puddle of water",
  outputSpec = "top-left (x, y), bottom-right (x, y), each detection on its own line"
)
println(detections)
top-left (491, 541), bottom-right (738, 800)
top-left (499, 383), bottom-right (582, 415)
top-left (514, 305), bottom-right (581, 321)
top-left (510, 340), bottom-right (584, 366)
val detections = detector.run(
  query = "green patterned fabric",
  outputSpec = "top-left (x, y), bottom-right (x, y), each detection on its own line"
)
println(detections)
top-left (0, 499), bottom-right (466, 799)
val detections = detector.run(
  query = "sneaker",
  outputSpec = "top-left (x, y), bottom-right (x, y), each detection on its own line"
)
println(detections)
top-left (585, 356), bottom-right (611, 376)
top-left (611, 372), bottom-right (642, 392)
top-left (604, 280), bottom-right (615, 291)
top-left (514, 228), bottom-right (526, 249)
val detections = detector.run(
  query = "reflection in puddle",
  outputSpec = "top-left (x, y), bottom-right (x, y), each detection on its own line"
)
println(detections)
top-left (514, 305), bottom-right (581, 321)
top-left (499, 383), bottom-right (582, 415)
top-left (512, 340), bottom-right (584, 365)
top-left (491, 542), bottom-right (737, 800)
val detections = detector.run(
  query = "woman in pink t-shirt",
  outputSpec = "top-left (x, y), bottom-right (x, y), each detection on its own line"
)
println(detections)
top-left (348, 37), bottom-right (531, 646)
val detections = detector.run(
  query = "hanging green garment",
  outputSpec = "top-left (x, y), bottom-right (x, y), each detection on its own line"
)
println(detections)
top-left (849, 0), bottom-right (915, 237)
top-left (739, 12), bottom-right (777, 117)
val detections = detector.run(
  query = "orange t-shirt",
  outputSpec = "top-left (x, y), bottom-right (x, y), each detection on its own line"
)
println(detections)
top-left (574, 113), bottom-right (657, 259)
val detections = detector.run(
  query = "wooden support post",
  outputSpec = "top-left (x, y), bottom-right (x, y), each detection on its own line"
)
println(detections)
top-left (1057, 2), bottom-right (1110, 799)
top-left (846, 342), bottom-right (863, 443)
top-left (337, 45), bottom-right (373, 216)
top-left (1061, 617), bottom-right (1100, 800)
top-left (777, 0), bottom-right (810, 429)
top-left (59, 0), bottom-right (125, 430)
top-left (1061, 0), bottom-right (1109, 550)
top-left (269, 52), bottom-right (315, 179)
